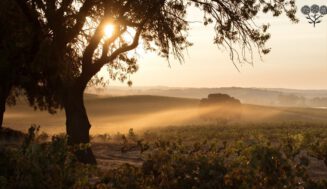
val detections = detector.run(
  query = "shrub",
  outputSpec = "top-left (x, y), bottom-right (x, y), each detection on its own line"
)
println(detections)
top-left (0, 125), bottom-right (95, 189)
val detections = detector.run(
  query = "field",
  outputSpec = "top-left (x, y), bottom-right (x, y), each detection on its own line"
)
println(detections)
top-left (3, 94), bottom-right (327, 134)
top-left (2, 94), bottom-right (327, 188)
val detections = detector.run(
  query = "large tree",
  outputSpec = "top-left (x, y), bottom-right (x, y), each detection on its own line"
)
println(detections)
top-left (10, 0), bottom-right (297, 163)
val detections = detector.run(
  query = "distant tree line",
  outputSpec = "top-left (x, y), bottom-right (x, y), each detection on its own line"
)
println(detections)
top-left (277, 94), bottom-right (327, 107)
top-left (199, 93), bottom-right (242, 121)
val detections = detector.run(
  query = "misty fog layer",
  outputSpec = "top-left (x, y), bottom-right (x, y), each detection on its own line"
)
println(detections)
top-left (3, 95), bottom-right (327, 135)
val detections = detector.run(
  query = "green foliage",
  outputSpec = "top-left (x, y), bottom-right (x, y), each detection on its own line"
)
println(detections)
top-left (99, 136), bottom-right (327, 189)
top-left (2, 123), bottom-right (327, 188)
top-left (0, 0), bottom-right (62, 113)
top-left (308, 138), bottom-right (327, 166)
top-left (0, 125), bottom-right (95, 189)
top-left (95, 122), bottom-right (327, 188)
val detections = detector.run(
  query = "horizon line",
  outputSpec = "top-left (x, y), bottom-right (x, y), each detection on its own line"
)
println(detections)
top-left (89, 85), bottom-right (327, 91)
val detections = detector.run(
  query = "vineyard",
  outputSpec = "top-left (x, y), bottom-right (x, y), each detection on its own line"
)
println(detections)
top-left (1, 121), bottom-right (327, 188)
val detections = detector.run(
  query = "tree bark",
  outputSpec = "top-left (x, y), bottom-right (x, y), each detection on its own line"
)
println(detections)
top-left (0, 83), bottom-right (11, 130)
top-left (0, 98), bottom-right (4, 129)
top-left (64, 80), bottom-right (96, 164)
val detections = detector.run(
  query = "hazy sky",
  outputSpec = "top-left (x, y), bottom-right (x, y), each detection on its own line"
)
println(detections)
top-left (105, 0), bottom-right (327, 89)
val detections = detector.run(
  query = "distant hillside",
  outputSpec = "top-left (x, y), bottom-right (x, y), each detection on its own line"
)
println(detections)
top-left (84, 95), bottom-right (199, 116)
top-left (5, 94), bottom-right (327, 134)
top-left (88, 87), bottom-right (327, 107)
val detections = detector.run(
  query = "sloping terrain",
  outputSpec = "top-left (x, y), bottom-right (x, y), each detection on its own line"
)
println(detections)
top-left (3, 94), bottom-right (327, 134)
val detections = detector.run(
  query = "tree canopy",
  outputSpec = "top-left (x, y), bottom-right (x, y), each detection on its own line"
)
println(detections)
top-left (12, 0), bottom-right (297, 92)
top-left (0, 0), bottom-right (63, 128)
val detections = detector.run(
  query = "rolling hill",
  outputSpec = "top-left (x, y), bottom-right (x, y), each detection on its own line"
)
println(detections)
top-left (3, 94), bottom-right (327, 135)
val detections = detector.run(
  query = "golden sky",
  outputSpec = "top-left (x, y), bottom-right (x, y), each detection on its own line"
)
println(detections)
top-left (105, 0), bottom-right (327, 89)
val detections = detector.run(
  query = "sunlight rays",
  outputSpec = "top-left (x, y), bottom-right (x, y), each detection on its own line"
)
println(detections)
top-left (104, 24), bottom-right (115, 38)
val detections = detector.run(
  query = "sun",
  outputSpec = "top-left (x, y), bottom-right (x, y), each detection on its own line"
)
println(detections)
top-left (104, 24), bottom-right (114, 38)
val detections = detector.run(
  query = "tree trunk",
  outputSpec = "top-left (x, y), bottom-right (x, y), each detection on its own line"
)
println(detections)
top-left (0, 99), bottom-right (4, 129)
top-left (64, 82), bottom-right (96, 164)
top-left (0, 83), bottom-right (10, 130)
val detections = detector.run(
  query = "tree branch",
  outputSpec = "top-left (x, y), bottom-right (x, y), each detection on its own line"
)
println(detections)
top-left (92, 26), bottom-right (143, 74)
top-left (64, 0), bottom-right (94, 43)
top-left (81, 18), bottom-right (108, 73)
top-left (100, 26), bottom-right (127, 60)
